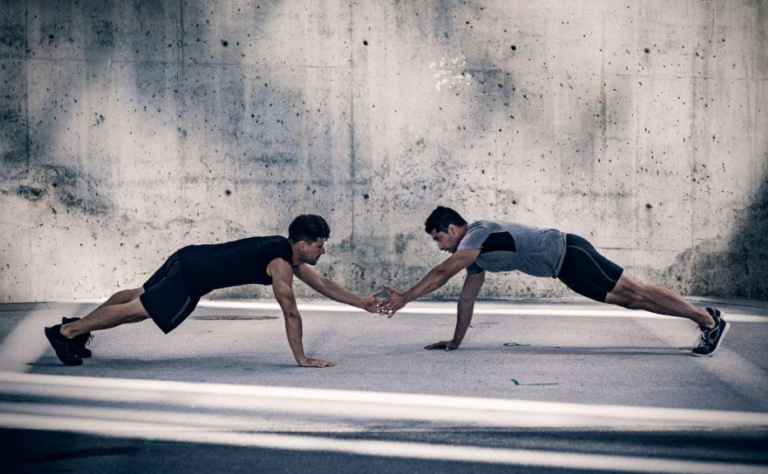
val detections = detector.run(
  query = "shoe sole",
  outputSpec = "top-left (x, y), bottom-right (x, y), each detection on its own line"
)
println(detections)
top-left (44, 327), bottom-right (83, 366)
top-left (690, 321), bottom-right (730, 358)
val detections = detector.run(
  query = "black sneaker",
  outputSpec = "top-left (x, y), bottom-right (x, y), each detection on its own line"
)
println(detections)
top-left (62, 317), bottom-right (93, 358)
top-left (691, 308), bottom-right (730, 357)
top-left (44, 324), bottom-right (83, 366)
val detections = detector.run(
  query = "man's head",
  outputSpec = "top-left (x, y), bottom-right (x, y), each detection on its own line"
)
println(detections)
top-left (424, 206), bottom-right (468, 253)
top-left (288, 215), bottom-right (330, 265)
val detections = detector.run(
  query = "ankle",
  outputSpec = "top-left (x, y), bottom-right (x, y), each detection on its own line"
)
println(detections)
top-left (59, 325), bottom-right (77, 339)
top-left (700, 312), bottom-right (715, 329)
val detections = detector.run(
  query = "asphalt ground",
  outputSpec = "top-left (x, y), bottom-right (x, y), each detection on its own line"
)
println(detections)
top-left (0, 298), bottom-right (767, 473)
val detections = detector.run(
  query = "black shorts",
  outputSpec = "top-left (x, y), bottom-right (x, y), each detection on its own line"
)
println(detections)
top-left (140, 252), bottom-right (199, 334)
top-left (557, 234), bottom-right (624, 303)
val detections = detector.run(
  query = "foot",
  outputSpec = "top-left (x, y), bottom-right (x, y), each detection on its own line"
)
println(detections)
top-left (691, 308), bottom-right (730, 357)
top-left (44, 324), bottom-right (83, 366)
top-left (62, 317), bottom-right (93, 358)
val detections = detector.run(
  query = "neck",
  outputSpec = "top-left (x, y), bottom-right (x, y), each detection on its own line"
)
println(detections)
top-left (288, 240), bottom-right (302, 266)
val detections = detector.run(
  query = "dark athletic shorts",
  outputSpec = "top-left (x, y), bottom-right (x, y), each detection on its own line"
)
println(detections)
top-left (140, 252), bottom-right (199, 334)
top-left (557, 234), bottom-right (624, 303)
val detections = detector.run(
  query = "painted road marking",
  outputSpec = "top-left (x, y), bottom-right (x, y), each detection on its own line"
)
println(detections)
top-left (0, 411), bottom-right (766, 474)
top-left (192, 301), bottom-right (768, 323)
top-left (0, 304), bottom-right (91, 373)
top-left (72, 299), bottom-right (768, 323)
top-left (511, 379), bottom-right (559, 387)
top-left (2, 372), bottom-right (767, 430)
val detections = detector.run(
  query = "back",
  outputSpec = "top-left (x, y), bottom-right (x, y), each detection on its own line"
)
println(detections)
top-left (178, 236), bottom-right (293, 297)
top-left (458, 221), bottom-right (566, 278)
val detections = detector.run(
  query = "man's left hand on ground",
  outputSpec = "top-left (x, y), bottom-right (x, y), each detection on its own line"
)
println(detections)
top-left (298, 357), bottom-right (335, 368)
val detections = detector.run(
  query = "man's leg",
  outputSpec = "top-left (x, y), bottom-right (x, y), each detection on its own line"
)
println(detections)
top-left (558, 234), bottom-right (729, 356)
top-left (45, 296), bottom-right (149, 366)
top-left (606, 272), bottom-right (730, 357)
top-left (605, 273), bottom-right (714, 327)
top-left (61, 287), bottom-right (145, 337)
top-left (60, 294), bottom-right (149, 339)
top-left (95, 287), bottom-right (145, 310)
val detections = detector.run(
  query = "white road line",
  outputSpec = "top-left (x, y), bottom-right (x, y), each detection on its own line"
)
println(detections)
top-left (1, 412), bottom-right (766, 474)
top-left (73, 298), bottom-right (768, 322)
top-left (1, 372), bottom-right (767, 430)
top-left (193, 300), bottom-right (768, 323)
top-left (0, 311), bottom-right (64, 373)
top-left (0, 304), bottom-right (92, 374)
top-left (638, 318), bottom-right (768, 409)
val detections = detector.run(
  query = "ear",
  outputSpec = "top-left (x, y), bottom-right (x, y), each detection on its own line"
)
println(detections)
top-left (447, 224), bottom-right (458, 236)
top-left (296, 240), bottom-right (308, 251)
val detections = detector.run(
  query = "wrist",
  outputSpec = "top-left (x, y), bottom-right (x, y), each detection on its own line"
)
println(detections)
top-left (401, 290), bottom-right (414, 305)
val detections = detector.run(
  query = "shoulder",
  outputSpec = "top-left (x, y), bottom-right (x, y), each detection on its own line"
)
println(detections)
top-left (466, 221), bottom-right (486, 232)
top-left (458, 221), bottom-right (491, 250)
top-left (261, 236), bottom-right (293, 256)
top-left (267, 255), bottom-right (293, 280)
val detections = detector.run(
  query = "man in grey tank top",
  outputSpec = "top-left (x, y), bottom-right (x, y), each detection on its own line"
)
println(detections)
top-left (379, 206), bottom-right (729, 358)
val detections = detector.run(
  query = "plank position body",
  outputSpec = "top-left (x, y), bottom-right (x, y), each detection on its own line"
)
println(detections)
top-left (379, 206), bottom-right (729, 357)
top-left (45, 215), bottom-right (381, 367)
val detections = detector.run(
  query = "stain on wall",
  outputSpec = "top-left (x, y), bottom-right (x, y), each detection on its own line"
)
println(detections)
top-left (0, 0), bottom-right (766, 301)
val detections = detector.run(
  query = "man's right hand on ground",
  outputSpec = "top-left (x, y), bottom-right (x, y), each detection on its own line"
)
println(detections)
top-left (424, 339), bottom-right (459, 351)
top-left (298, 357), bottom-right (335, 368)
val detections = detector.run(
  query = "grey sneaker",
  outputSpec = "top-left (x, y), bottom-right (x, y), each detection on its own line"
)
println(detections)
top-left (691, 308), bottom-right (730, 357)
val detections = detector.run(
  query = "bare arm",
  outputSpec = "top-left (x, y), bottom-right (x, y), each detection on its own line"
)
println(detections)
top-left (425, 271), bottom-right (486, 350)
top-left (382, 249), bottom-right (480, 317)
top-left (293, 264), bottom-right (381, 312)
top-left (269, 258), bottom-right (333, 368)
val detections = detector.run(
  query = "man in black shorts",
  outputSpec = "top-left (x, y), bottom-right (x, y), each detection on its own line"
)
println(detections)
top-left (45, 215), bottom-right (382, 368)
top-left (379, 206), bottom-right (729, 357)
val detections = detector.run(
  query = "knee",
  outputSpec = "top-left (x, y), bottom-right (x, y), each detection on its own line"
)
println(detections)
top-left (124, 314), bottom-right (149, 324)
top-left (612, 283), bottom-right (647, 310)
top-left (125, 287), bottom-right (144, 300)
top-left (626, 295), bottom-right (644, 310)
top-left (625, 286), bottom-right (650, 310)
top-left (121, 298), bottom-right (149, 322)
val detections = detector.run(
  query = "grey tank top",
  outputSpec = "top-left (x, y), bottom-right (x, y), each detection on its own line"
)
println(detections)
top-left (457, 220), bottom-right (567, 278)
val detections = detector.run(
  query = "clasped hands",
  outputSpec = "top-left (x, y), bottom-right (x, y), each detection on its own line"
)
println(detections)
top-left (362, 287), bottom-right (459, 351)
top-left (360, 287), bottom-right (405, 317)
top-left (361, 285), bottom-right (406, 318)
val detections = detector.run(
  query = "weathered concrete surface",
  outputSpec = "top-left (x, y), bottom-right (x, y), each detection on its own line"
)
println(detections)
top-left (0, 0), bottom-right (766, 301)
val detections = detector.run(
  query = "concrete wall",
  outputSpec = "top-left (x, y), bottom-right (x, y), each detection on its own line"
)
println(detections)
top-left (1, 0), bottom-right (766, 302)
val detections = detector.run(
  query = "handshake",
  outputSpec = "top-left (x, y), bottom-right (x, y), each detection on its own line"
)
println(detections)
top-left (360, 285), bottom-right (462, 352)
top-left (362, 286), bottom-right (407, 318)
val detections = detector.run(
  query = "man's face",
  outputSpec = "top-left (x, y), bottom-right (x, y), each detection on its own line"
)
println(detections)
top-left (430, 227), bottom-right (460, 253)
top-left (298, 238), bottom-right (326, 265)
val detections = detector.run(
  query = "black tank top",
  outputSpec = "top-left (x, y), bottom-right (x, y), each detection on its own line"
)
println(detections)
top-left (178, 236), bottom-right (293, 297)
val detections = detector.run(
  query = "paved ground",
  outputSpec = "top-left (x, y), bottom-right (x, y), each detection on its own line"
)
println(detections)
top-left (0, 298), bottom-right (767, 473)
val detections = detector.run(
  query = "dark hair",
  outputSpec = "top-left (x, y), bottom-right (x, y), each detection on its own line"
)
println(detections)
top-left (424, 206), bottom-right (467, 234)
top-left (289, 215), bottom-right (330, 243)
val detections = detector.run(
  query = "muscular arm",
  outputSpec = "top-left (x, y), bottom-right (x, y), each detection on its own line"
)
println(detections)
top-left (453, 271), bottom-right (486, 345)
top-left (269, 258), bottom-right (333, 368)
top-left (293, 264), bottom-right (366, 308)
top-left (381, 249), bottom-right (481, 318)
top-left (402, 249), bottom-right (481, 303)
top-left (425, 270), bottom-right (485, 351)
